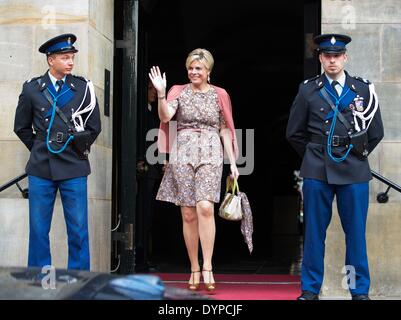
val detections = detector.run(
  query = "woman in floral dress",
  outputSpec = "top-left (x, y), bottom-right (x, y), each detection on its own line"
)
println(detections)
top-left (149, 49), bottom-right (239, 293)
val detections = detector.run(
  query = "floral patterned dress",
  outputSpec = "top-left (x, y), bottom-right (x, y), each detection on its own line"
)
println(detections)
top-left (156, 85), bottom-right (226, 207)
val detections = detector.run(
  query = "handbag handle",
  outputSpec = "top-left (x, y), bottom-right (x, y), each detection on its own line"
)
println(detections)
top-left (225, 176), bottom-right (240, 194)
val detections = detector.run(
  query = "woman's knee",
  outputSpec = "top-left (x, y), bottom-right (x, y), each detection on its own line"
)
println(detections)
top-left (197, 201), bottom-right (214, 218)
top-left (181, 207), bottom-right (197, 223)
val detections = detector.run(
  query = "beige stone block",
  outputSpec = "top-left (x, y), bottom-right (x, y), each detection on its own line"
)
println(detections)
top-left (101, 102), bottom-right (113, 149)
top-left (87, 144), bottom-right (112, 200)
top-left (380, 142), bottom-right (401, 202)
top-left (88, 199), bottom-right (111, 272)
top-left (0, 81), bottom-right (26, 140)
top-left (0, 25), bottom-right (34, 81)
top-left (105, 149), bottom-right (113, 202)
top-left (322, 0), bottom-right (401, 24)
top-left (88, 26), bottom-right (114, 90)
top-left (367, 203), bottom-right (401, 296)
top-left (93, 85), bottom-right (113, 149)
top-left (0, 0), bottom-right (89, 25)
top-left (0, 199), bottom-right (29, 267)
top-left (92, 201), bottom-right (111, 272)
top-left (382, 25), bottom-right (401, 82)
top-left (93, 85), bottom-right (105, 147)
top-left (374, 83), bottom-right (401, 141)
top-left (0, 198), bottom-right (29, 254)
top-left (0, 239), bottom-right (28, 267)
top-left (89, 0), bottom-right (114, 41)
top-left (0, 141), bottom-right (29, 199)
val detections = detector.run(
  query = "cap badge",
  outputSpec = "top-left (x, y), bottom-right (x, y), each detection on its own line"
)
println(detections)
top-left (67, 37), bottom-right (71, 45)
top-left (330, 36), bottom-right (336, 45)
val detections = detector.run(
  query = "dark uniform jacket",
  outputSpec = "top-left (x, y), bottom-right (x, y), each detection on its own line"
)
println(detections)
top-left (14, 72), bottom-right (101, 181)
top-left (286, 71), bottom-right (384, 185)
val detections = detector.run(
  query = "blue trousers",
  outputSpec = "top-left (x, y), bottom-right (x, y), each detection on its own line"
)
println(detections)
top-left (28, 175), bottom-right (90, 270)
top-left (301, 178), bottom-right (370, 295)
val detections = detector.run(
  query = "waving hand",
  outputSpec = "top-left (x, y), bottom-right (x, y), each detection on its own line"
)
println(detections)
top-left (149, 66), bottom-right (166, 95)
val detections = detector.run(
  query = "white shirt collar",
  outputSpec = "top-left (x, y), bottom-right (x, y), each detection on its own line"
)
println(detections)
top-left (48, 71), bottom-right (66, 90)
top-left (325, 72), bottom-right (346, 87)
top-left (147, 103), bottom-right (152, 112)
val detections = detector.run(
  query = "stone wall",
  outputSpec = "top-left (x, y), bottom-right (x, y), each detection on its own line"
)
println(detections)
top-left (0, 0), bottom-right (113, 272)
top-left (321, 0), bottom-right (401, 298)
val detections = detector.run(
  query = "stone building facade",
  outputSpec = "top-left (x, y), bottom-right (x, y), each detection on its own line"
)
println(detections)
top-left (0, 0), bottom-right (113, 272)
top-left (322, 0), bottom-right (401, 298)
top-left (0, 0), bottom-right (400, 299)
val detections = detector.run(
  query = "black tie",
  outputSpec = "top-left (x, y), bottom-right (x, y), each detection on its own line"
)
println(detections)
top-left (56, 80), bottom-right (64, 94)
top-left (331, 80), bottom-right (339, 97)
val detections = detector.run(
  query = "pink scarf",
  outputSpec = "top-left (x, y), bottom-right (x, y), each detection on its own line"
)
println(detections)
top-left (158, 84), bottom-right (239, 159)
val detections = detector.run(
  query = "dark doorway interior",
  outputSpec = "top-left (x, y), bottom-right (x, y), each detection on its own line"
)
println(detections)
top-left (131, 0), bottom-right (320, 274)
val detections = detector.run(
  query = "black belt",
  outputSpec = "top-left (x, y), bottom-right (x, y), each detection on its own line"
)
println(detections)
top-left (35, 131), bottom-right (71, 143)
top-left (310, 134), bottom-right (350, 147)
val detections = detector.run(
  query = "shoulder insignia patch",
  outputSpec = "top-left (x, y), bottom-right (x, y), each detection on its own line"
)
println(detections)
top-left (303, 75), bottom-right (320, 85)
top-left (72, 75), bottom-right (88, 82)
top-left (354, 76), bottom-right (371, 85)
top-left (26, 76), bottom-right (41, 84)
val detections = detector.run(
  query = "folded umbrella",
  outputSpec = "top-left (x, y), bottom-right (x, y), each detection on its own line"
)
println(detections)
top-left (238, 191), bottom-right (253, 254)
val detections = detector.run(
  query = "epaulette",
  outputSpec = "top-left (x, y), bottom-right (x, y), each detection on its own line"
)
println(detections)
top-left (303, 75), bottom-right (320, 85)
top-left (353, 76), bottom-right (371, 85)
top-left (72, 75), bottom-right (89, 82)
top-left (25, 76), bottom-right (41, 84)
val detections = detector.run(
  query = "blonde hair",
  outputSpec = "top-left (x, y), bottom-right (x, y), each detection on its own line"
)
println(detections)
top-left (185, 48), bottom-right (214, 73)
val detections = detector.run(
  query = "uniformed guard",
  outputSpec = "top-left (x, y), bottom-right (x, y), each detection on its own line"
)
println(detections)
top-left (14, 34), bottom-right (101, 270)
top-left (286, 34), bottom-right (384, 300)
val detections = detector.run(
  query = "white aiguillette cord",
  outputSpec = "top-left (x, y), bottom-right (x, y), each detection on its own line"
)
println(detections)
top-left (353, 83), bottom-right (379, 131)
top-left (71, 80), bottom-right (96, 132)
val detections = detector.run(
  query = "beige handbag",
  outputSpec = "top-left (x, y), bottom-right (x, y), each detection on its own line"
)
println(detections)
top-left (218, 177), bottom-right (243, 221)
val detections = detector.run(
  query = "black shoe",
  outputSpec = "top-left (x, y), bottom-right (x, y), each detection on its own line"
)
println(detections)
top-left (352, 294), bottom-right (370, 300)
top-left (297, 291), bottom-right (319, 300)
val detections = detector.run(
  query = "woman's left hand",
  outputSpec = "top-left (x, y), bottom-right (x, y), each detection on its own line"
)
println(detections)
top-left (230, 164), bottom-right (239, 180)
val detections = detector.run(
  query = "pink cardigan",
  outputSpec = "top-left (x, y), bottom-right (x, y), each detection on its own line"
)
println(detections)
top-left (158, 84), bottom-right (239, 159)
